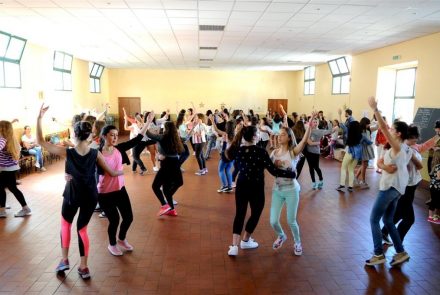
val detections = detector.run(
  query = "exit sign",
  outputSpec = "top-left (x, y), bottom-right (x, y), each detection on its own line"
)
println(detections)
top-left (392, 55), bottom-right (401, 60)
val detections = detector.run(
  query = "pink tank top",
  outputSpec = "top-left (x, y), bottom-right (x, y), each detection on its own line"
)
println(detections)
top-left (97, 148), bottom-right (124, 194)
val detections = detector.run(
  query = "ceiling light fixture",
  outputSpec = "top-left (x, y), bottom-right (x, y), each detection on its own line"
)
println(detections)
top-left (200, 47), bottom-right (218, 50)
top-left (199, 25), bottom-right (225, 31)
top-left (200, 59), bottom-right (213, 61)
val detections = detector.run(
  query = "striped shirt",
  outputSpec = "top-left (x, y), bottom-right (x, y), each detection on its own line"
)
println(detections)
top-left (0, 137), bottom-right (19, 171)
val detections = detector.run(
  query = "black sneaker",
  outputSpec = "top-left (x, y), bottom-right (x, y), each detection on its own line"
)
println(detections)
top-left (336, 185), bottom-right (345, 192)
top-left (217, 186), bottom-right (227, 193)
top-left (347, 186), bottom-right (353, 192)
top-left (78, 267), bottom-right (91, 280)
top-left (223, 187), bottom-right (233, 193)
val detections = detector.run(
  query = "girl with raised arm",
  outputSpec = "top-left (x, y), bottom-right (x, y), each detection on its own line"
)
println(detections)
top-left (269, 114), bottom-right (314, 256)
top-left (365, 97), bottom-right (412, 267)
top-left (36, 104), bottom-right (123, 279)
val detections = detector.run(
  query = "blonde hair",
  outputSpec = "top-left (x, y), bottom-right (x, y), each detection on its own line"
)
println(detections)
top-left (0, 121), bottom-right (20, 160)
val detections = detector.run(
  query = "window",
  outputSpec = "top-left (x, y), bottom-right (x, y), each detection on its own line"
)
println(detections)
top-left (304, 66), bottom-right (315, 95)
top-left (0, 31), bottom-right (26, 88)
top-left (53, 51), bottom-right (73, 91)
top-left (393, 68), bottom-right (416, 123)
top-left (89, 63), bottom-right (104, 93)
top-left (328, 57), bottom-right (350, 94)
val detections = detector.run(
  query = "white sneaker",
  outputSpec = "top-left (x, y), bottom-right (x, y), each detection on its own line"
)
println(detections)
top-left (228, 245), bottom-right (238, 256)
top-left (231, 182), bottom-right (236, 188)
top-left (35, 162), bottom-right (40, 169)
top-left (14, 207), bottom-right (31, 217)
top-left (40, 167), bottom-right (47, 172)
top-left (0, 211), bottom-right (6, 218)
top-left (108, 244), bottom-right (123, 256)
top-left (240, 237), bottom-right (259, 249)
top-left (153, 166), bottom-right (159, 172)
top-left (203, 168), bottom-right (208, 173)
top-left (294, 243), bottom-right (303, 256)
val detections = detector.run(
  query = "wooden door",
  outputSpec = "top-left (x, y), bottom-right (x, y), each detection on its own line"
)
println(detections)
top-left (118, 97), bottom-right (141, 135)
top-left (267, 99), bottom-right (288, 117)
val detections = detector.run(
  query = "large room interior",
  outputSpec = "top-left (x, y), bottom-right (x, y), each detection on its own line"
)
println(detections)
top-left (0, 0), bottom-right (440, 294)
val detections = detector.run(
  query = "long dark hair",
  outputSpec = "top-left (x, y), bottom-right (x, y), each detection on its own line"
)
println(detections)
top-left (359, 117), bottom-right (371, 133)
top-left (99, 125), bottom-right (118, 149)
top-left (394, 121), bottom-right (409, 140)
top-left (225, 121), bottom-right (235, 142)
top-left (346, 121), bottom-right (362, 147)
top-left (226, 125), bottom-right (256, 160)
top-left (161, 121), bottom-right (184, 154)
top-left (176, 112), bottom-right (185, 129)
top-left (292, 120), bottom-right (305, 140)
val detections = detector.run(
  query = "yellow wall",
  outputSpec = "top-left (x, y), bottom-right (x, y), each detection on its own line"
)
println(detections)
top-left (0, 42), bottom-right (109, 134)
top-left (107, 69), bottom-right (296, 115)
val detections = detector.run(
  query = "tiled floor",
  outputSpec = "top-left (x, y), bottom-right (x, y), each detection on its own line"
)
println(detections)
top-left (1, 150), bottom-right (439, 295)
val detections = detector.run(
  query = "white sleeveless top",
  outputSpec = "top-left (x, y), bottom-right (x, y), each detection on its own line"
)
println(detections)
top-left (379, 143), bottom-right (412, 194)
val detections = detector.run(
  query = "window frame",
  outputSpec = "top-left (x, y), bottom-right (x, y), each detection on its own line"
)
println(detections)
top-left (0, 31), bottom-right (26, 89)
top-left (303, 66), bottom-right (315, 95)
top-left (328, 57), bottom-right (350, 95)
top-left (53, 51), bottom-right (73, 91)
top-left (392, 67), bottom-right (416, 122)
top-left (89, 63), bottom-right (104, 93)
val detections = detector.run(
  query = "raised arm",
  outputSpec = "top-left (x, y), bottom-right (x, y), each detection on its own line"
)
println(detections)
top-left (368, 96), bottom-right (400, 155)
top-left (293, 112), bottom-right (316, 155)
top-left (36, 104), bottom-right (67, 157)
top-left (96, 103), bottom-right (109, 121)
top-left (209, 114), bottom-right (226, 137)
top-left (123, 108), bottom-right (132, 132)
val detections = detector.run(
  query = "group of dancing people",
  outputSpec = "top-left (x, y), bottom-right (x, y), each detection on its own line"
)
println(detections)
top-left (0, 96), bottom-right (439, 279)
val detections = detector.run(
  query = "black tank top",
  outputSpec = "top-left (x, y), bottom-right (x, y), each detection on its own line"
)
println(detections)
top-left (63, 148), bottom-right (98, 205)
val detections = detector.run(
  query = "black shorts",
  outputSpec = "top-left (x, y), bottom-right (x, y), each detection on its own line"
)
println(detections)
top-left (145, 140), bottom-right (156, 146)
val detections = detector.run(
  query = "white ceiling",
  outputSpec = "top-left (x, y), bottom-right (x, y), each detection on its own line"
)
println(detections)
top-left (1, 0), bottom-right (439, 70)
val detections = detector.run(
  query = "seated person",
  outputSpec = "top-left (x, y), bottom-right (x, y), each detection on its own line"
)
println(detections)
top-left (21, 125), bottom-right (46, 171)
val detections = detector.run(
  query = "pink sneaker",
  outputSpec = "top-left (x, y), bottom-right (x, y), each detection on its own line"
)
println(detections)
top-left (107, 244), bottom-right (123, 256)
top-left (117, 239), bottom-right (134, 251)
top-left (157, 204), bottom-right (171, 216)
top-left (165, 209), bottom-right (178, 216)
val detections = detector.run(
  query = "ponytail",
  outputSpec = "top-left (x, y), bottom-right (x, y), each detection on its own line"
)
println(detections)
top-left (226, 127), bottom-right (245, 161)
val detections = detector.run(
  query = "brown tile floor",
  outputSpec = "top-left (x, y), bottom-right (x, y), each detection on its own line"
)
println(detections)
top-left (1, 151), bottom-right (439, 295)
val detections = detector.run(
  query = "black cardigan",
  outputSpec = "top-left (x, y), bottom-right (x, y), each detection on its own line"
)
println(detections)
top-left (97, 134), bottom-right (143, 174)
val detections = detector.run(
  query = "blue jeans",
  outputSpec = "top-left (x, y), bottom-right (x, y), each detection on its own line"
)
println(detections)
top-left (270, 183), bottom-right (301, 243)
top-left (28, 146), bottom-right (43, 167)
top-left (218, 159), bottom-right (233, 187)
top-left (370, 187), bottom-right (404, 255)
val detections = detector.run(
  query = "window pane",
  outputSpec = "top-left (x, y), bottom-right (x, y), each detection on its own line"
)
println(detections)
top-left (393, 98), bottom-right (415, 124)
top-left (95, 79), bottom-right (100, 93)
top-left (4, 62), bottom-right (20, 87)
top-left (329, 60), bottom-right (340, 75)
top-left (0, 61), bottom-right (4, 87)
top-left (309, 66), bottom-right (315, 79)
top-left (91, 64), bottom-right (99, 77)
top-left (304, 67), bottom-right (309, 80)
top-left (96, 65), bottom-right (104, 78)
top-left (395, 68), bottom-right (416, 97)
top-left (304, 81), bottom-right (309, 95)
top-left (54, 52), bottom-right (64, 69)
top-left (333, 76), bottom-right (341, 93)
top-left (341, 74), bottom-right (350, 93)
top-left (5, 37), bottom-right (25, 61)
top-left (54, 71), bottom-right (63, 90)
top-left (310, 80), bottom-right (315, 95)
top-left (336, 58), bottom-right (349, 74)
top-left (63, 72), bottom-right (72, 90)
top-left (0, 33), bottom-right (9, 57)
top-left (63, 54), bottom-right (72, 71)
top-left (89, 77), bottom-right (95, 92)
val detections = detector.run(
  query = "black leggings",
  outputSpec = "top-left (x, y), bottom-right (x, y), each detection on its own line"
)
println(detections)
top-left (179, 139), bottom-right (189, 166)
top-left (305, 152), bottom-right (323, 182)
top-left (152, 157), bottom-right (183, 209)
top-left (61, 196), bottom-right (96, 257)
top-left (233, 181), bottom-right (265, 235)
top-left (381, 184), bottom-right (417, 242)
top-left (428, 187), bottom-right (440, 211)
top-left (132, 141), bottom-right (148, 172)
top-left (98, 187), bottom-right (133, 246)
top-left (296, 154), bottom-right (306, 179)
top-left (0, 170), bottom-right (27, 208)
top-left (194, 142), bottom-right (206, 170)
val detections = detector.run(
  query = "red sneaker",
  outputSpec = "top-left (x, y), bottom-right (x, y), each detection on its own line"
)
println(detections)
top-left (165, 209), bottom-right (178, 216)
top-left (157, 204), bottom-right (171, 216)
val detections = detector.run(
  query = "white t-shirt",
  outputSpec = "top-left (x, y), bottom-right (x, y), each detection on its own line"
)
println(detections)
top-left (21, 134), bottom-right (36, 145)
top-left (192, 123), bottom-right (207, 143)
top-left (379, 143), bottom-right (412, 194)
top-left (129, 123), bottom-right (141, 140)
top-left (259, 125), bottom-right (272, 142)
top-left (270, 149), bottom-right (300, 191)
top-left (408, 148), bottom-right (422, 186)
